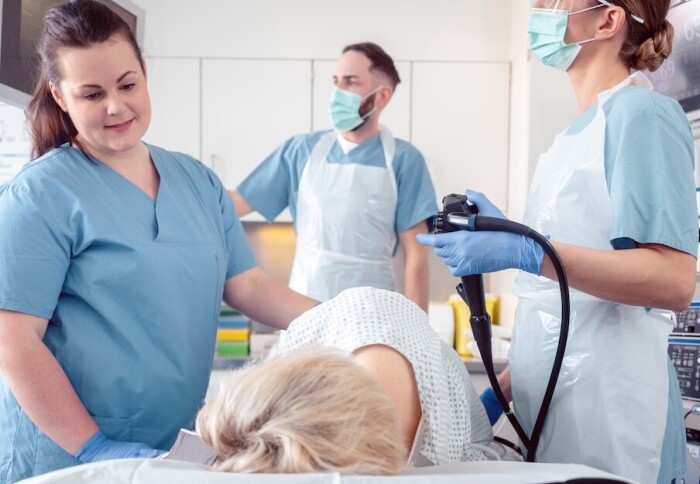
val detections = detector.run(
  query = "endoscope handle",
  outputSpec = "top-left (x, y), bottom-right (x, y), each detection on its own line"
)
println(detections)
top-left (459, 275), bottom-right (488, 318)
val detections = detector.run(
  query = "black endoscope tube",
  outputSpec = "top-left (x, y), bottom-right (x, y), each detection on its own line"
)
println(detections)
top-left (470, 215), bottom-right (570, 462)
top-left (456, 274), bottom-right (531, 448)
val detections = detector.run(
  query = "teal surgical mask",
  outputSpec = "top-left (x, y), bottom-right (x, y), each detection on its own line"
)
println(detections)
top-left (528, 4), bottom-right (602, 71)
top-left (329, 87), bottom-right (380, 132)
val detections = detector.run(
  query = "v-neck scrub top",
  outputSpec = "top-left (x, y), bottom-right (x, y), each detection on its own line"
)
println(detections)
top-left (0, 144), bottom-right (256, 481)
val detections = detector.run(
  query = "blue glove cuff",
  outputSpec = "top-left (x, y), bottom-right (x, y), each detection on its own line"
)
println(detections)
top-left (75, 430), bottom-right (106, 462)
top-left (523, 237), bottom-right (546, 275)
top-left (480, 387), bottom-right (504, 426)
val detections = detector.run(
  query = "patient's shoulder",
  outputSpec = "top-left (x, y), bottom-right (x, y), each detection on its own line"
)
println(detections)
top-left (352, 344), bottom-right (421, 454)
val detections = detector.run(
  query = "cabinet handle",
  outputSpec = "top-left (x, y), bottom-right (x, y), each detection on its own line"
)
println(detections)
top-left (210, 154), bottom-right (217, 171)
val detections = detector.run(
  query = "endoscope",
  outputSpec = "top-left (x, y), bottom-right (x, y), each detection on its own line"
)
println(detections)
top-left (435, 193), bottom-right (571, 463)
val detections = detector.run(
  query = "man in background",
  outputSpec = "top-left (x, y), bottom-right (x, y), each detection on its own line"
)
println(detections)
top-left (230, 42), bottom-right (437, 311)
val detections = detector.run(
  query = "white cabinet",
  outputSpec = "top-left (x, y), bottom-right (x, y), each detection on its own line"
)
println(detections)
top-left (143, 57), bottom-right (201, 160)
top-left (146, 58), bottom-right (512, 226)
top-left (201, 60), bottom-right (311, 184)
top-left (311, 60), bottom-right (412, 141)
top-left (412, 62), bottom-right (511, 209)
top-left (201, 59), bottom-right (312, 222)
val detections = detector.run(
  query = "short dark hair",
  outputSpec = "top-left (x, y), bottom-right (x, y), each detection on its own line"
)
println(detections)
top-left (342, 42), bottom-right (401, 89)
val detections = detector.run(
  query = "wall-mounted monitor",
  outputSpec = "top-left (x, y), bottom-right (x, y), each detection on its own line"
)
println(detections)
top-left (647, 0), bottom-right (700, 134)
top-left (0, 0), bottom-right (145, 109)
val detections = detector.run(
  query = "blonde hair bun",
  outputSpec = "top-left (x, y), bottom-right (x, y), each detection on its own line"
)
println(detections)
top-left (195, 347), bottom-right (406, 475)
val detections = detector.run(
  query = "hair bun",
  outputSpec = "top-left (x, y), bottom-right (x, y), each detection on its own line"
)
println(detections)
top-left (633, 19), bottom-right (674, 72)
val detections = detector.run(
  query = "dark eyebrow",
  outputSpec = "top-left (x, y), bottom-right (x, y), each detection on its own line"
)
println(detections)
top-left (332, 74), bottom-right (360, 84)
top-left (78, 71), bottom-right (137, 89)
top-left (117, 71), bottom-right (137, 83)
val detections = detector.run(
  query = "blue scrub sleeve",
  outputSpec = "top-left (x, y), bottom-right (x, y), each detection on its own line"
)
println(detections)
top-left (207, 169), bottom-right (257, 278)
top-left (0, 184), bottom-right (70, 319)
top-left (237, 133), bottom-right (325, 223)
top-left (236, 143), bottom-right (291, 222)
top-left (604, 90), bottom-right (697, 256)
top-left (394, 142), bottom-right (438, 234)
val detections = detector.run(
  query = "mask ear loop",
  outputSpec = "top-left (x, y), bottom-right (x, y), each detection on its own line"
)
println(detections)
top-left (595, 0), bottom-right (645, 24)
top-left (360, 86), bottom-right (387, 117)
top-left (569, 2), bottom-right (605, 16)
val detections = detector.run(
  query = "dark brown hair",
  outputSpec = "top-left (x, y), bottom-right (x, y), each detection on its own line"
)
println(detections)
top-left (27, 0), bottom-right (145, 159)
top-left (606, 0), bottom-right (673, 72)
top-left (342, 42), bottom-right (401, 89)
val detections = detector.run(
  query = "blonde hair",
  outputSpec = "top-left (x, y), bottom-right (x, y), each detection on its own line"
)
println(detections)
top-left (612, 0), bottom-right (673, 72)
top-left (196, 348), bottom-right (406, 475)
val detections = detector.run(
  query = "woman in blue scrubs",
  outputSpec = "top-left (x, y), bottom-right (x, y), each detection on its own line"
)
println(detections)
top-left (419, 1), bottom-right (696, 483)
top-left (0, 1), bottom-right (317, 482)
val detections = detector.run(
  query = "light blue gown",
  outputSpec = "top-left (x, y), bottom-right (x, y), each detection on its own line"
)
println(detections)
top-left (0, 144), bottom-right (256, 482)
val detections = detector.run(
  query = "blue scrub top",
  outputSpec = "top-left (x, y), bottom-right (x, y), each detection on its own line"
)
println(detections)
top-left (0, 144), bottom-right (256, 482)
top-left (237, 131), bottom-right (438, 235)
top-left (566, 85), bottom-right (696, 483)
top-left (566, 85), bottom-right (697, 256)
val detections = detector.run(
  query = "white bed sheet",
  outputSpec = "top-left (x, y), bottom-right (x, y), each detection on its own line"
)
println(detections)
top-left (18, 458), bottom-right (637, 484)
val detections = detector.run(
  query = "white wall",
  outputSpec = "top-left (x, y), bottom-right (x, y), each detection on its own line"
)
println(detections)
top-left (132, 0), bottom-right (512, 62)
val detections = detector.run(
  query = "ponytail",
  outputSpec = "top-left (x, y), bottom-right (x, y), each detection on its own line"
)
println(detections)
top-left (27, 78), bottom-right (78, 160)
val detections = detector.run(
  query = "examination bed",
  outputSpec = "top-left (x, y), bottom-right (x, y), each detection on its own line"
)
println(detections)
top-left (19, 458), bottom-right (635, 483)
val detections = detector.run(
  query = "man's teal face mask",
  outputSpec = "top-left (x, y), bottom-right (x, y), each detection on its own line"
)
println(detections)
top-left (528, 0), bottom-right (645, 72)
top-left (328, 87), bottom-right (380, 132)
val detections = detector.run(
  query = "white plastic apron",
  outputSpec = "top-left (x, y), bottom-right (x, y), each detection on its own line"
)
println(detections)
top-left (509, 72), bottom-right (671, 484)
top-left (289, 128), bottom-right (397, 301)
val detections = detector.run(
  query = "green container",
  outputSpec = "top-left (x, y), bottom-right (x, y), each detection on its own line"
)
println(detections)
top-left (216, 341), bottom-right (249, 357)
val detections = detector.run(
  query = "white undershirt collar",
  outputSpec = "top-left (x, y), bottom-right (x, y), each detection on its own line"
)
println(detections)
top-left (336, 133), bottom-right (359, 154)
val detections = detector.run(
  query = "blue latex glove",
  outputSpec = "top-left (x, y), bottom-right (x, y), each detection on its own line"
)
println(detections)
top-left (75, 430), bottom-right (164, 463)
top-left (416, 190), bottom-right (544, 276)
top-left (480, 387), bottom-right (504, 425)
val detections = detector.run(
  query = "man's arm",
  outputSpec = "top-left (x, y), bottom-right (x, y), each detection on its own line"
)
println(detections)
top-left (399, 221), bottom-right (431, 312)
top-left (228, 189), bottom-right (254, 218)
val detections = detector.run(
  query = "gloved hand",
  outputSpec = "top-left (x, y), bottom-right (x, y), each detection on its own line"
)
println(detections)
top-left (416, 190), bottom-right (544, 276)
top-left (480, 387), bottom-right (504, 426)
top-left (75, 430), bottom-right (164, 463)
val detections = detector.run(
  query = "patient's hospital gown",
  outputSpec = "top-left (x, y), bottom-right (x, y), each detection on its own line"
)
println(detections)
top-left (271, 287), bottom-right (494, 465)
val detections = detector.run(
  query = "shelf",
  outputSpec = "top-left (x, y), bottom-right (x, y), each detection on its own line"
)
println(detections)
top-left (212, 357), bottom-right (252, 370)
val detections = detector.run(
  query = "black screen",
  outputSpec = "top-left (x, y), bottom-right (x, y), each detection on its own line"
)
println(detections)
top-left (0, 0), bottom-right (138, 97)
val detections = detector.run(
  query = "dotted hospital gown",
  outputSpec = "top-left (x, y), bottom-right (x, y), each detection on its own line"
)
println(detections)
top-left (270, 287), bottom-right (493, 465)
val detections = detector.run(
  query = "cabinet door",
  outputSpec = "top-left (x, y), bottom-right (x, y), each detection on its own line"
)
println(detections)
top-left (202, 59), bottom-right (311, 184)
top-left (312, 60), bottom-right (411, 141)
top-left (202, 59), bottom-right (311, 222)
top-left (143, 57), bottom-right (201, 160)
top-left (412, 62), bottom-right (510, 209)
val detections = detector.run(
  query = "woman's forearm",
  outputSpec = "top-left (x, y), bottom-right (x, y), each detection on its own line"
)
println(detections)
top-left (0, 311), bottom-right (98, 455)
top-left (540, 241), bottom-right (695, 311)
top-left (223, 267), bottom-right (317, 330)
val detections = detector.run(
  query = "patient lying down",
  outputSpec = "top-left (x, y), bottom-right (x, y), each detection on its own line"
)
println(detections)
top-left (196, 287), bottom-right (509, 475)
